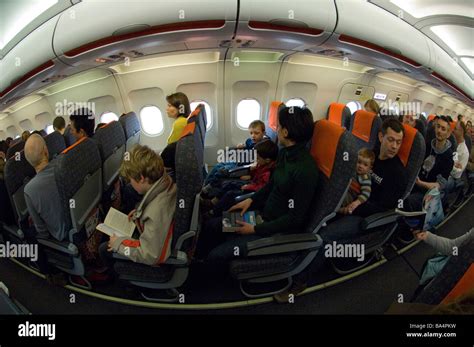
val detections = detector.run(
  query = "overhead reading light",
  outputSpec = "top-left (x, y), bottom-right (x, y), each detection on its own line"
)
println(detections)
top-left (431, 25), bottom-right (474, 56)
top-left (0, 0), bottom-right (58, 50)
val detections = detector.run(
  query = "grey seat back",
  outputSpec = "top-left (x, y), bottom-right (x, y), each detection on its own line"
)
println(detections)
top-left (173, 114), bottom-right (204, 250)
top-left (63, 125), bottom-right (77, 148)
top-left (398, 124), bottom-right (426, 199)
top-left (54, 138), bottom-right (102, 243)
top-left (94, 121), bottom-right (126, 191)
top-left (190, 104), bottom-right (207, 147)
top-left (6, 141), bottom-right (25, 160)
top-left (327, 102), bottom-right (351, 129)
top-left (349, 110), bottom-right (382, 150)
top-left (119, 112), bottom-right (141, 151)
top-left (4, 151), bottom-right (36, 224)
top-left (44, 131), bottom-right (66, 161)
top-left (306, 120), bottom-right (358, 233)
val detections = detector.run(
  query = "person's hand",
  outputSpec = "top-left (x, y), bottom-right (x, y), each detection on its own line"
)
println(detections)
top-left (347, 200), bottom-right (361, 213)
top-left (228, 198), bottom-right (253, 216)
top-left (413, 230), bottom-right (428, 241)
top-left (236, 143), bottom-right (245, 149)
top-left (234, 221), bottom-right (255, 234)
top-left (108, 234), bottom-right (118, 251)
top-left (240, 175), bottom-right (251, 180)
top-left (454, 162), bottom-right (462, 169)
top-left (127, 209), bottom-right (136, 222)
top-left (415, 177), bottom-right (422, 186)
top-left (241, 184), bottom-right (250, 190)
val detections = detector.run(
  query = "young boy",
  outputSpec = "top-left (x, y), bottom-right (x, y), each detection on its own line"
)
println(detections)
top-left (204, 120), bottom-right (269, 187)
top-left (100, 145), bottom-right (177, 266)
top-left (339, 148), bottom-right (375, 215)
top-left (203, 139), bottom-right (278, 216)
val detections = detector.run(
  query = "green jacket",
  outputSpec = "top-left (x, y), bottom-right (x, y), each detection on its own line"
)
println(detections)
top-left (251, 142), bottom-right (319, 236)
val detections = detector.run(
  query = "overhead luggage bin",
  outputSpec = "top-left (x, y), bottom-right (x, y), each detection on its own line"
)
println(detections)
top-left (53, 0), bottom-right (237, 67)
top-left (235, 0), bottom-right (337, 51)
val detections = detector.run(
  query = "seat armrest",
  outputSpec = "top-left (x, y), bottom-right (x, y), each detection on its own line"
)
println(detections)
top-left (246, 233), bottom-right (323, 256)
top-left (361, 210), bottom-right (399, 231)
top-left (228, 164), bottom-right (252, 178)
top-left (37, 238), bottom-right (79, 256)
top-left (164, 250), bottom-right (188, 265)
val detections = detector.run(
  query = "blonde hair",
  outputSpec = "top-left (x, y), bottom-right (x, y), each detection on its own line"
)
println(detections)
top-left (364, 99), bottom-right (380, 114)
top-left (120, 145), bottom-right (164, 183)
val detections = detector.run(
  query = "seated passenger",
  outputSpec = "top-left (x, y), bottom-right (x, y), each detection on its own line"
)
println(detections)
top-left (401, 113), bottom-right (416, 128)
top-left (69, 108), bottom-right (95, 141)
top-left (160, 92), bottom-right (191, 172)
top-left (202, 139), bottom-right (278, 217)
top-left (339, 148), bottom-right (375, 215)
top-left (364, 99), bottom-right (380, 115)
top-left (53, 116), bottom-right (66, 135)
top-left (24, 134), bottom-right (68, 241)
top-left (440, 121), bottom-right (469, 195)
top-left (100, 145), bottom-right (177, 266)
top-left (5, 137), bottom-right (13, 148)
top-left (406, 116), bottom-right (454, 211)
top-left (204, 120), bottom-right (269, 186)
top-left (319, 118), bottom-right (408, 242)
top-left (95, 123), bottom-right (106, 132)
top-left (197, 106), bottom-right (318, 265)
top-left (21, 130), bottom-right (30, 142)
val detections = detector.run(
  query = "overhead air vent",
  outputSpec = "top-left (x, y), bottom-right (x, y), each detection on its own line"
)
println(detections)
top-left (314, 49), bottom-right (351, 58)
top-left (41, 75), bottom-right (67, 83)
top-left (239, 40), bottom-right (256, 48)
top-left (219, 40), bottom-right (233, 48)
top-left (388, 67), bottom-right (410, 74)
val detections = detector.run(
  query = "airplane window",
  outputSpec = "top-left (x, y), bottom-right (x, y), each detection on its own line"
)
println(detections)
top-left (100, 112), bottom-right (119, 123)
top-left (346, 101), bottom-right (362, 114)
top-left (236, 99), bottom-right (261, 129)
top-left (139, 106), bottom-right (164, 136)
top-left (190, 101), bottom-right (212, 130)
top-left (14, 134), bottom-right (20, 139)
top-left (45, 125), bottom-right (54, 134)
top-left (286, 98), bottom-right (306, 108)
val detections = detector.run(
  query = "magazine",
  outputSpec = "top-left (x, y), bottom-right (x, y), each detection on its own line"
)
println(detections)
top-left (222, 211), bottom-right (262, 232)
top-left (396, 187), bottom-right (445, 231)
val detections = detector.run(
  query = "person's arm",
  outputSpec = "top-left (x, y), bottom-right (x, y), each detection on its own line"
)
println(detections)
top-left (24, 192), bottom-right (49, 239)
top-left (243, 170), bottom-right (271, 192)
top-left (416, 177), bottom-right (440, 191)
top-left (254, 168), bottom-right (318, 236)
top-left (420, 229), bottom-right (474, 255)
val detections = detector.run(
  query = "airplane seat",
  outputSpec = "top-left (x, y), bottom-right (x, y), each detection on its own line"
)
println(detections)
top-left (228, 120), bottom-right (357, 298)
top-left (63, 125), bottom-right (77, 148)
top-left (327, 102), bottom-right (351, 129)
top-left (6, 141), bottom-right (25, 160)
top-left (0, 282), bottom-right (30, 314)
top-left (37, 138), bottom-right (102, 287)
top-left (112, 109), bottom-right (204, 302)
top-left (190, 103), bottom-right (207, 147)
top-left (265, 101), bottom-right (284, 143)
top-left (3, 151), bottom-right (36, 242)
top-left (44, 131), bottom-right (66, 161)
top-left (39, 130), bottom-right (47, 137)
top-left (349, 110), bottom-right (382, 150)
top-left (413, 238), bottom-right (473, 306)
top-left (414, 119), bottom-right (426, 138)
top-left (331, 124), bottom-right (426, 274)
top-left (427, 114), bottom-right (436, 123)
top-left (119, 112), bottom-right (141, 152)
top-left (94, 121), bottom-right (126, 193)
top-left (0, 180), bottom-right (15, 226)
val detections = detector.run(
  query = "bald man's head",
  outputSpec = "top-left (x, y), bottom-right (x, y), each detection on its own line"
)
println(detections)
top-left (25, 134), bottom-right (49, 170)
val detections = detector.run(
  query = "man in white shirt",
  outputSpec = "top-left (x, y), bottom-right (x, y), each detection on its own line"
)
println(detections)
top-left (442, 121), bottom-right (469, 197)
